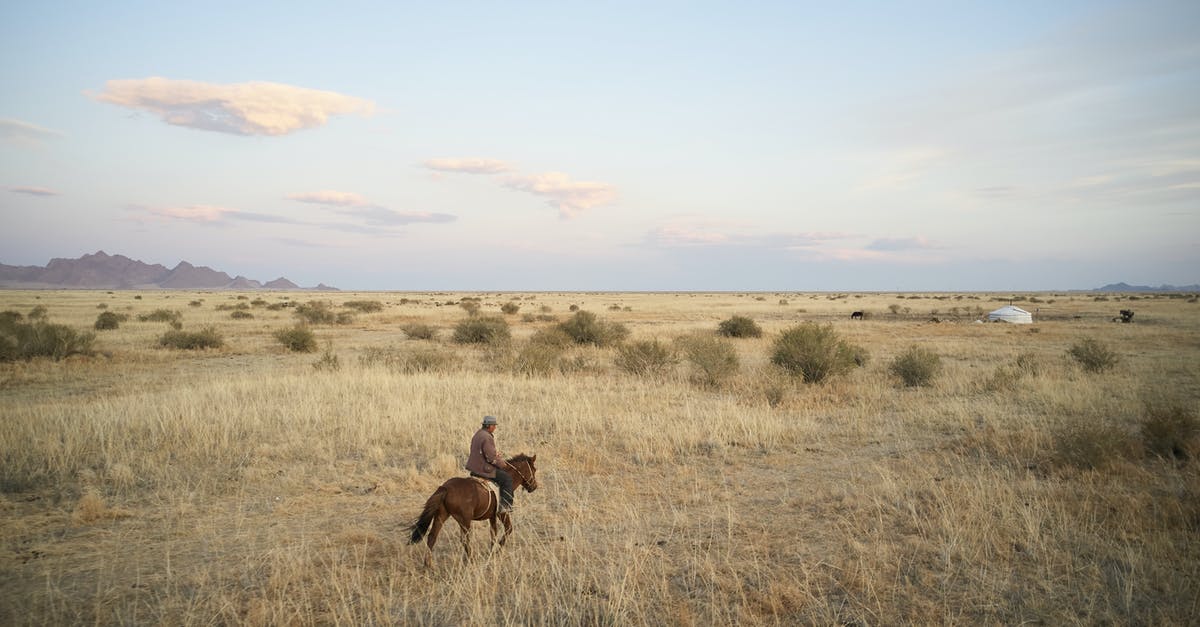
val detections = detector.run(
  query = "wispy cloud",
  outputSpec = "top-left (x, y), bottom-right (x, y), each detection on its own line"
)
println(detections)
top-left (865, 236), bottom-right (939, 252)
top-left (286, 189), bottom-right (456, 226)
top-left (645, 219), bottom-right (854, 249)
top-left (133, 204), bottom-right (302, 226)
top-left (5, 185), bottom-right (60, 197)
top-left (0, 118), bottom-right (63, 144)
top-left (503, 172), bottom-right (617, 218)
top-left (88, 77), bottom-right (375, 136)
top-left (422, 158), bottom-right (513, 174)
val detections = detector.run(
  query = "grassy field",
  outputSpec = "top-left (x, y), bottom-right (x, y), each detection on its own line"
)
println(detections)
top-left (2, 289), bottom-right (1198, 625)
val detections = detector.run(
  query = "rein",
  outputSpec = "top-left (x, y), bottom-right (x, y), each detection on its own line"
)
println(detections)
top-left (508, 460), bottom-right (532, 489)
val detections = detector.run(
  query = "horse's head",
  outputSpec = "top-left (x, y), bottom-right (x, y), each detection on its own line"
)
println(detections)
top-left (510, 454), bottom-right (538, 492)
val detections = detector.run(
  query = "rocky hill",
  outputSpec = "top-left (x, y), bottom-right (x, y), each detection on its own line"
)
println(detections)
top-left (0, 251), bottom-right (335, 290)
top-left (1094, 282), bottom-right (1200, 292)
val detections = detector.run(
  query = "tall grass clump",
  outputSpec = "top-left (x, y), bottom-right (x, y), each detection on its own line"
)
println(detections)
top-left (0, 314), bottom-right (96, 361)
top-left (770, 323), bottom-right (857, 383)
top-left (274, 324), bottom-right (317, 352)
top-left (94, 311), bottom-right (128, 330)
top-left (158, 326), bottom-right (223, 350)
top-left (137, 309), bottom-right (181, 323)
top-left (888, 346), bottom-right (942, 387)
top-left (717, 315), bottom-right (763, 338)
top-left (1068, 337), bottom-right (1119, 373)
top-left (512, 340), bottom-right (569, 376)
top-left (557, 310), bottom-right (629, 347)
top-left (1053, 416), bottom-right (1138, 471)
top-left (501, 302), bottom-right (520, 315)
top-left (401, 322), bottom-right (438, 340)
top-left (614, 339), bottom-right (677, 377)
top-left (1140, 400), bottom-right (1198, 461)
top-left (452, 315), bottom-right (510, 344)
top-left (342, 300), bottom-right (383, 313)
top-left (294, 301), bottom-right (336, 325)
top-left (678, 335), bottom-right (739, 388)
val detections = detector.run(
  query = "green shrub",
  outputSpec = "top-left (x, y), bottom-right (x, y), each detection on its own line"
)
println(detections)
top-left (230, 310), bottom-right (253, 320)
top-left (274, 325), bottom-right (317, 352)
top-left (94, 311), bottom-right (128, 330)
top-left (770, 323), bottom-right (857, 383)
top-left (343, 300), bottom-right (384, 313)
top-left (614, 339), bottom-right (677, 377)
top-left (294, 301), bottom-right (336, 324)
top-left (0, 318), bottom-right (95, 361)
top-left (452, 316), bottom-right (510, 344)
top-left (717, 315), bottom-right (762, 338)
top-left (679, 335), bottom-right (739, 388)
top-left (138, 309), bottom-right (181, 323)
top-left (888, 346), bottom-right (942, 387)
top-left (1141, 401), bottom-right (1198, 460)
top-left (501, 302), bottom-right (521, 315)
top-left (557, 310), bottom-right (629, 347)
top-left (1068, 337), bottom-right (1119, 373)
top-left (159, 326), bottom-right (223, 350)
top-left (401, 322), bottom-right (438, 340)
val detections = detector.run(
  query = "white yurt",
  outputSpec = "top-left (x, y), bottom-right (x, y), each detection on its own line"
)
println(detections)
top-left (987, 305), bottom-right (1033, 324)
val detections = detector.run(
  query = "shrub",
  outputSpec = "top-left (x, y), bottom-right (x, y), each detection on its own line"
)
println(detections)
top-left (0, 318), bottom-right (96, 361)
top-left (188, 300), bottom-right (203, 307)
top-left (717, 315), bottom-right (762, 338)
top-left (615, 339), bottom-right (677, 377)
top-left (557, 310), bottom-right (629, 347)
top-left (335, 312), bottom-right (355, 325)
top-left (459, 300), bottom-right (481, 316)
top-left (96, 303), bottom-right (108, 309)
top-left (501, 302), bottom-right (521, 315)
top-left (889, 346), bottom-right (942, 387)
top-left (1067, 337), bottom-right (1119, 373)
top-left (294, 301), bottom-right (336, 324)
top-left (452, 316), bottom-right (510, 344)
top-left (401, 322), bottom-right (438, 340)
top-left (1053, 417), bottom-right (1137, 470)
top-left (358, 347), bottom-right (458, 373)
top-left (138, 309), bottom-right (181, 323)
top-left (1141, 401), bottom-right (1198, 460)
top-left (159, 326), bottom-right (223, 350)
top-left (28, 305), bottom-right (48, 320)
top-left (343, 300), bottom-right (384, 313)
top-left (274, 325), bottom-right (317, 352)
top-left (312, 342), bottom-right (340, 371)
top-left (230, 310), bottom-right (253, 320)
top-left (770, 323), bottom-right (857, 383)
top-left (94, 311), bottom-right (128, 330)
top-left (512, 341), bottom-right (568, 376)
top-left (529, 327), bottom-right (574, 348)
top-left (678, 335), bottom-right (739, 388)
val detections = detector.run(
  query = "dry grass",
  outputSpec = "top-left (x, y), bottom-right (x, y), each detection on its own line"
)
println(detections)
top-left (1, 290), bottom-right (1199, 624)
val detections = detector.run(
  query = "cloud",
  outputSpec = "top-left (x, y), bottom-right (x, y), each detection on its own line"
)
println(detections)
top-left (865, 236), bottom-right (939, 251)
top-left (422, 158), bottom-right (513, 174)
top-left (503, 172), bottom-right (617, 218)
top-left (5, 186), bottom-right (59, 197)
top-left (134, 204), bottom-right (301, 226)
top-left (0, 118), bottom-right (63, 143)
top-left (89, 77), bottom-right (375, 136)
top-left (645, 219), bottom-right (854, 249)
top-left (286, 190), bottom-right (370, 207)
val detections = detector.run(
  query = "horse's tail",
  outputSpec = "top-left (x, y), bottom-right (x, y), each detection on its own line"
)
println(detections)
top-left (408, 486), bottom-right (447, 544)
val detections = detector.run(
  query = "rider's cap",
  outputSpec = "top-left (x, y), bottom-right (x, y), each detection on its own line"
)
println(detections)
top-left (482, 415), bottom-right (498, 426)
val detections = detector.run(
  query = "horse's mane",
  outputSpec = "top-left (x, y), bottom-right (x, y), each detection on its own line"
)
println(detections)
top-left (508, 453), bottom-right (534, 464)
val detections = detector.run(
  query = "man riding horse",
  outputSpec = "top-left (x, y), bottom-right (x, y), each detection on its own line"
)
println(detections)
top-left (466, 415), bottom-right (514, 513)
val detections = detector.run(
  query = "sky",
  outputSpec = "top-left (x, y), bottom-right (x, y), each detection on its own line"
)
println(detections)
top-left (2, 1), bottom-right (1198, 291)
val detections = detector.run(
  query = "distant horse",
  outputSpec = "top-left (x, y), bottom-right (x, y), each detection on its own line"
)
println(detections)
top-left (407, 454), bottom-right (539, 563)
top-left (850, 311), bottom-right (864, 320)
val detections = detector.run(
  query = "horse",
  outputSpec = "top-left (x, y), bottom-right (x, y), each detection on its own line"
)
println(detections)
top-left (850, 311), bottom-right (864, 320)
top-left (407, 454), bottom-right (538, 563)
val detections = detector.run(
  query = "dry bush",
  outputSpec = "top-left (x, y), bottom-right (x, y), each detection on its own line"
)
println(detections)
top-left (512, 341), bottom-right (569, 376)
top-left (717, 315), bottom-right (762, 338)
top-left (274, 325), bottom-right (317, 352)
top-left (294, 301), bottom-right (336, 324)
top-left (1140, 400), bottom-right (1198, 460)
top-left (159, 326), bottom-right (224, 350)
top-left (452, 315), bottom-right (510, 345)
top-left (678, 334), bottom-right (739, 388)
top-left (1068, 337), bottom-right (1119, 373)
top-left (557, 310), bottom-right (628, 347)
top-left (230, 310), bottom-right (253, 320)
top-left (501, 302), bottom-right (521, 315)
top-left (1, 314), bottom-right (96, 361)
top-left (1053, 416), bottom-right (1139, 470)
top-left (401, 322), bottom-right (438, 340)
top-left (358, 347), bottom-right (458, 373)
top-left (614, 339), bottom-right (677, 377)
top-left (888, 346), bottom-right (942, 387)
top-left (94, 310), bottom-right (127, 330)
top-left (342, 300), bottom-right (383, 313)
top-left (770, 323), bottom-right (857, 383)
top-left (137, 308), bottom-right (181, 323)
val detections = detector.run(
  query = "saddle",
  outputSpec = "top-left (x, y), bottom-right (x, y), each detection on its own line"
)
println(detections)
top-left (470, 476), bottom-right (501, 506)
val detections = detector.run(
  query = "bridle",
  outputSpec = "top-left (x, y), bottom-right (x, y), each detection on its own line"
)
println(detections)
top-left (509, 460), bottom-right (536, 491)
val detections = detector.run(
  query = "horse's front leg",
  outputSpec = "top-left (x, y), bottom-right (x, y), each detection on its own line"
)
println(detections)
top-left (489, 516), bottom-right (499, 548)
top-left (454, 518), bottom-right (472, 562)
top-left (498, 512), bottom-right (513, 546)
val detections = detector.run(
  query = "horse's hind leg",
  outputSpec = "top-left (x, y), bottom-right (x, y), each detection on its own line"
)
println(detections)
top-left (453, 515), bottom-right (472, 562)
top-left (498, 512), bottom-right (513, 546)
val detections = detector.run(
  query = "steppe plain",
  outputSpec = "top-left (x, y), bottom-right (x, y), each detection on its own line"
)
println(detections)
top-left (1, 289), bottom-right (1197, 625)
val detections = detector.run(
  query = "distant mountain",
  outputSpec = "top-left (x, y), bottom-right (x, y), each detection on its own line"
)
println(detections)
top-left (1095, 282), bottom-right (1200, 292)
top-left (0, 251), bottom-right (337, 290)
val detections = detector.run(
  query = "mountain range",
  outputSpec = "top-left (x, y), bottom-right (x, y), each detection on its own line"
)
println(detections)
top-left (1094, 282), bottom-right (1200, 292)
top-left (0, 251), bottom-right (337, 290)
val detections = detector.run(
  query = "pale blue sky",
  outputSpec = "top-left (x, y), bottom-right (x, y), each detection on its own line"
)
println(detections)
top-left (2, 1), bottom-right (1197, 290)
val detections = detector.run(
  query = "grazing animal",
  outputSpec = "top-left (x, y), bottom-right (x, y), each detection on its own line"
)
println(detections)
top-left (1119, 309), bottom-right (1134, 323)
top-left (407, 454), bottom-right (538, 563)
top-left (850, 311), bottom-right (864, 320)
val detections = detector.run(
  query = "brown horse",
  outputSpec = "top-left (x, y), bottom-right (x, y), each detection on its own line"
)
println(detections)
top-left (407, 454), bottom-right (538, 562)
